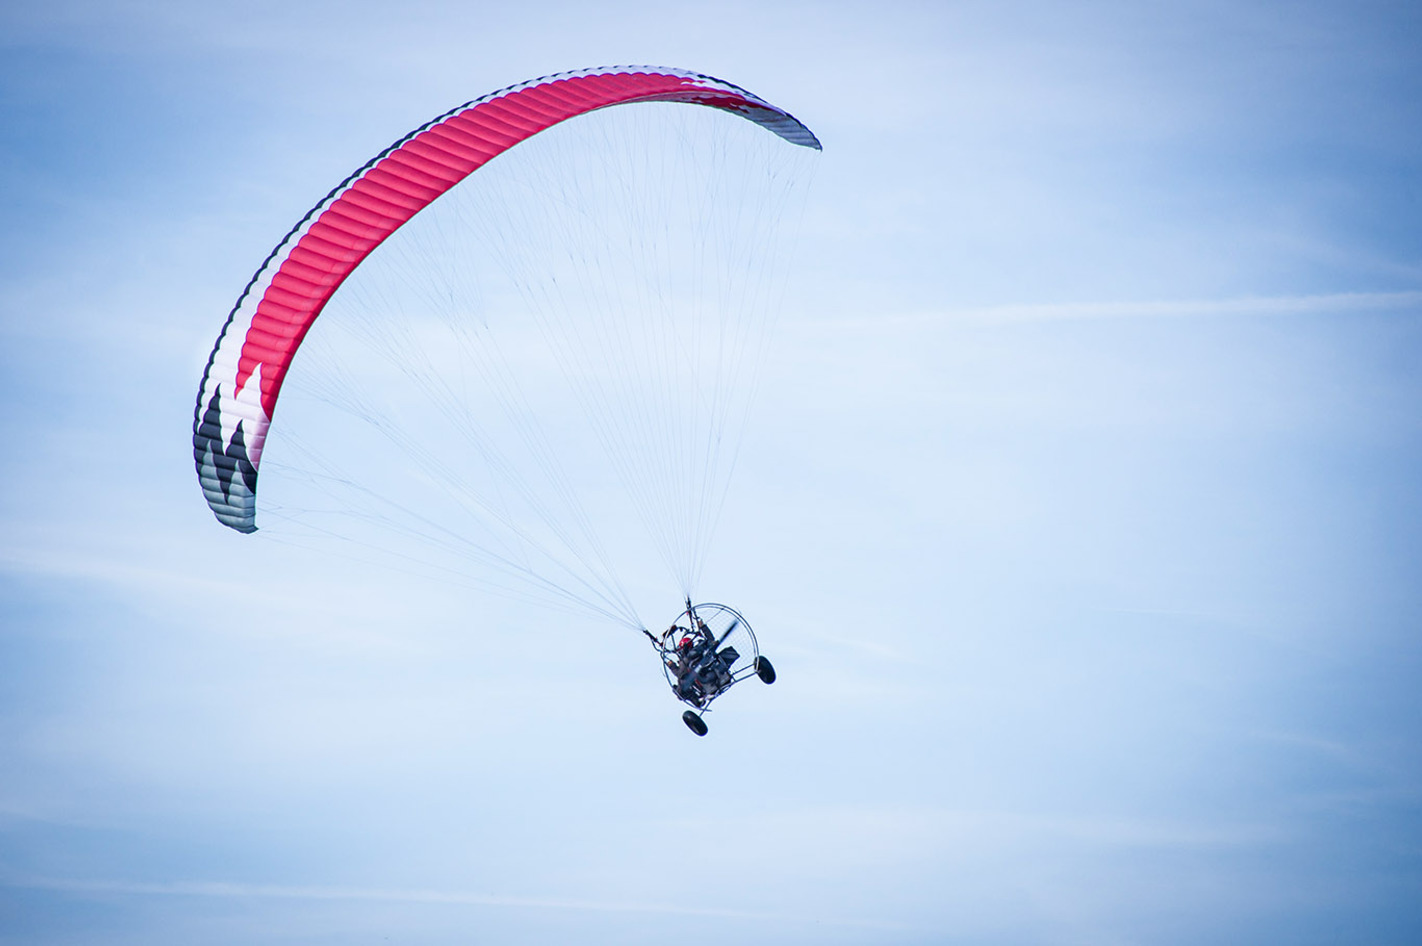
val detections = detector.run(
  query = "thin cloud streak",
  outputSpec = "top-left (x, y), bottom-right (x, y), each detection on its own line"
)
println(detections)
top-left (0, 875), bottom-right (928, 934)
top-left (808, 290), bottom-right (1422, 329)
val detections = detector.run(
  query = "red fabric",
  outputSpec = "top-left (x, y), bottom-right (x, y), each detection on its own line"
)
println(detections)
top-left (233, 71), bottom-right (745, 416)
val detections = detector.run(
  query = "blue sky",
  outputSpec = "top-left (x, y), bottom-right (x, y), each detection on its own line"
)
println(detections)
top-left (2, 1), bottom-right (1421, 943)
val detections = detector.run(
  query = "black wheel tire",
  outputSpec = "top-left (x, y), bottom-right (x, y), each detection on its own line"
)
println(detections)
top-left (755, 656), bottom-right (777, 685)
top-left (682, 710), bottom-right (708, 736)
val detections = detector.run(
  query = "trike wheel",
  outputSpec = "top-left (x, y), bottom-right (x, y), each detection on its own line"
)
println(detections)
top-left (682, 710), bottom-right (708, 736)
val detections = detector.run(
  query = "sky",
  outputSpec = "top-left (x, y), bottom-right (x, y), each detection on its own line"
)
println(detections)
top-left (2, 1), bottom-right (1421, 943)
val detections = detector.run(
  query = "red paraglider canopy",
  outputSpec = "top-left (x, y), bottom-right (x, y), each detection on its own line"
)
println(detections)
top-left (193, 65), bottom-right (820, 533)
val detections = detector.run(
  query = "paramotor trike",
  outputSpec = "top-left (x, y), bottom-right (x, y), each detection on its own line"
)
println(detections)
top-left (647, 602), bottom-right (776, 736)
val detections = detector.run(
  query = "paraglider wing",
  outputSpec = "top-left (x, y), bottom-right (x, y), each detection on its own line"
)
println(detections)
top-left (193, 66), bottom-right (821, 533)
